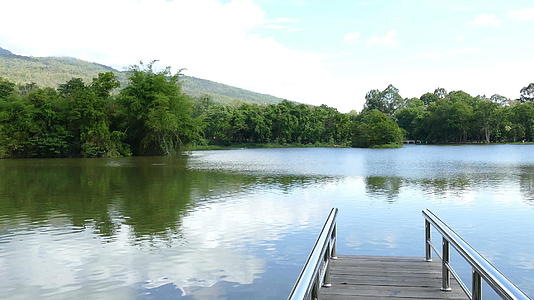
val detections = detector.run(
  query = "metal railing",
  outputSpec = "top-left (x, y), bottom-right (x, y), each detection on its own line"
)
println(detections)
top-left (423, 209), bottom-right (531, 300)
top-left (287, 208), bottom-right (338, 300)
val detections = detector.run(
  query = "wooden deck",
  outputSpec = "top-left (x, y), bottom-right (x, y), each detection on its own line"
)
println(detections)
top-left (319, 255), bottom-right (469, 300)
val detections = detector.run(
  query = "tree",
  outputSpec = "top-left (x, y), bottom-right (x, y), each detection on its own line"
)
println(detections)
top-left (351, 109), bottom-right (404, 147)
top-left (520, 83), bottom-right (534, 102)
top-left (420, 92), bottom-right (439, 106)
top-left (434, 88), bottom-right (447, 99)
top-left (474, 97), bottom-right (500, 143)
top-left (395, 106), bottom-right (427, 140)
top-left (26, 87), bottom-right (71, 157)
top-left (363, 89), bottom-right (386, 112)
top-left (363, 84), bottom-right (404, 115)
top-left (0, 77), bottom-right (16, 101)
top-left (509, 102), bottom-right (534, 141)
top-left (425, 94), bottom-right (474, 143)
top-left (91, 72), bottom-right (120, 98)
top-left (0, 98), bottom-right (35, 157)
top-left (118, 62), bottom-right (199, 155)
top-left (267, 100), bottom-right (299, 143)
top-left (57, 75), bottom-right (129, 158)
top-left (490, 94), bottom-right (509, 106)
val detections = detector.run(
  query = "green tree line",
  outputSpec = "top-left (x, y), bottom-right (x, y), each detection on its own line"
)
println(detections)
top-left (370, 84), bottom-right (534, 143)
top-left (0, 63), bottom-right (201, 158)
top-left (1, 64), bottom-right (532, 158)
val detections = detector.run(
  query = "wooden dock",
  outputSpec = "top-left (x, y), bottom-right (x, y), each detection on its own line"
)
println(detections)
top-left (287, 209), bottom-right (531, 300)
top-left (319, 255), bottom-right (468, 300)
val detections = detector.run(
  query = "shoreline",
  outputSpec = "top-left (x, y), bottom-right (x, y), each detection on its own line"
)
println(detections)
top-left (186, 142), bottom-right (533, 151)
top-left (186, 142), bottom-right (402, 151)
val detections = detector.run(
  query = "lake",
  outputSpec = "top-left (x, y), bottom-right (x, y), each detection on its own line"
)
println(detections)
top-left (0, 145), bottom-right (533, 299)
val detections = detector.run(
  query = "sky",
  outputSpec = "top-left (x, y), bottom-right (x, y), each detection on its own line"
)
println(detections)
top-left (0, 0), bottom-right (533, 112)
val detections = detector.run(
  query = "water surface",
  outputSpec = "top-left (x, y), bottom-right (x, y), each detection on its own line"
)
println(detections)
top-left (0, 145), bottom-right (533, 299)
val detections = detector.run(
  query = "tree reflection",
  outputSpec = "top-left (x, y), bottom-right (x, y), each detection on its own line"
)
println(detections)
top-left (0, 157), bottom-right (332, 241)
top-left (520, 166), bottom-right (534, 205)
top-left (364, 176), bottom-right (402, 201)
top-left (415, 177), bottom-right (471, 194)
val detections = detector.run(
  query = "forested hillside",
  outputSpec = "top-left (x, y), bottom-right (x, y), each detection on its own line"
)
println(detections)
top-left (1, 48), bottom-right (533, 159)
top-left (2, 65), bottom-right (388, 158)
top-left (0, 47), bottom-right (286, 105)
top-left (181, 76), bottom-right (284, 105)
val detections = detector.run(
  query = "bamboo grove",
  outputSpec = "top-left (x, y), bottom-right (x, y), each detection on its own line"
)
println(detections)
top-left (0, 64), bottom-right (533, 158)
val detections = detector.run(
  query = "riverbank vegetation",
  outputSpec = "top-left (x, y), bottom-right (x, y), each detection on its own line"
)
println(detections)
top-left (1, 65), bottom-right (533, 158)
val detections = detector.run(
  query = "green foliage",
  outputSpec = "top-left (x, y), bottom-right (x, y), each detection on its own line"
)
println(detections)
top-left (181, 76), bottom-right (285, 105)
top-left (363, 84), bottom-right (405, 115)
top-left (520, 83), bottom-right (534, 102)
top-left (195, 100), bottom-right (351, 146)
top-left (118, 62), bottom-right (200, 155)
top-left (395, 106), bottom-right (427, 140)
top-left (394, 87), bottom-right (534, 144)
top-left (351, 110), bottom-right (404, 148)
top-left (420, 92), bottom-right (439, 105)
top-left (0, 72), bottom-right (129, 158)
top-left (0, 77), bottom-right (16, 100)
top-left (0, 52), bottom-right (124, 89)
top-left (2, 44), bottom-right (534, 157)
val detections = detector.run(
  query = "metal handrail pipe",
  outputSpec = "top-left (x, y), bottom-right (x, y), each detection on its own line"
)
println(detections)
top-left (422, 209), bottom-right (530, 300)
top-left (446, 261), bottom-right (472, 299)
top-left (427, 240), bottom-right (443, 260)
top-left (288, 208), bottom-right (338, 300)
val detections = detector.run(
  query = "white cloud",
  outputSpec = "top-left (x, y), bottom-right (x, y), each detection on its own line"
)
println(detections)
top-left (343, 32), bottom-right (361, 44)
top-left (414, 48), bottom-right (480, 60)
top-left (270, 17), bottom-right (299, 23)
top-left (0, 0), bottom-right (350, 110)
top-left (0, 0), bottom-right (532, 114)
top-left (366, 30), bottom-right (399, 48)
top-left (508, 8), bottom-right (534, 21)
top-left (470, 13), bottom-right (502, 27)
top-left (455, 35), bottom-right (465, 42)
top-left (383, 60), bottom-right (534, 103)
top-left (263, 17), bottom-right (303, 31)
top-left (263, 24), bottom-right (303, 31)
top-left (0, 187), bottom-right (332, 298)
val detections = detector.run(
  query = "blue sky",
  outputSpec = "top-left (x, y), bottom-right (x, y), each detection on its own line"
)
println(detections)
top-left (0, 0), bottom-right (533, 111)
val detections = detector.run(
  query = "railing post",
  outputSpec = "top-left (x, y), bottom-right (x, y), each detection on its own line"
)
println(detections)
top-left (331, 224), bottom-right (337, 260)
top-left (441, 237), bottom-right (451, 291)
top-left (425, 219), bottom-right (432, 262)
top-left (472, 269), bottom-right (482, 300)
top-left (311, 277), bottom-right (319, 300)
top-left (323, 244), bottom-right (332, 288)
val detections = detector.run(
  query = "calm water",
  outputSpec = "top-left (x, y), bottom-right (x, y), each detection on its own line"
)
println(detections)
top-left (0, 145), bottom-right (533, 299)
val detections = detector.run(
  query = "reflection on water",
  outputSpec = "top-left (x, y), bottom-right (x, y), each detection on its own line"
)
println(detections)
top-left (520, 166), bottom-right (534, 204)
top-left (1, 145), bottom-right (533, 299)
top-left (365, 176), bottom-right (402, 201)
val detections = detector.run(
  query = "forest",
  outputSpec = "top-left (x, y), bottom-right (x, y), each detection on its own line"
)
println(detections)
top-left (0, 63), bottom-right (533, 158)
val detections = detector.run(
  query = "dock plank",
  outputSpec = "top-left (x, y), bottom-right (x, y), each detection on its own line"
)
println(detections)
top-left (319, 255), bottom-right (469, 300)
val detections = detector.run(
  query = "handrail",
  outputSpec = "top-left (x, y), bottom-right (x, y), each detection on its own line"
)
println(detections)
top-left (423, 209), bottom-right (531, 300)
top-left (288, 208), bottom-right (338, 300)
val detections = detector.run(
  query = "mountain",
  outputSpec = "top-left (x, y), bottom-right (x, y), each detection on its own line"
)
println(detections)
top-left (0, 47), bottom-right (13, 55)
top-left (181, 76), bottom-right (284, 105)
top-left (0, 47), bottom-right (287, 105)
